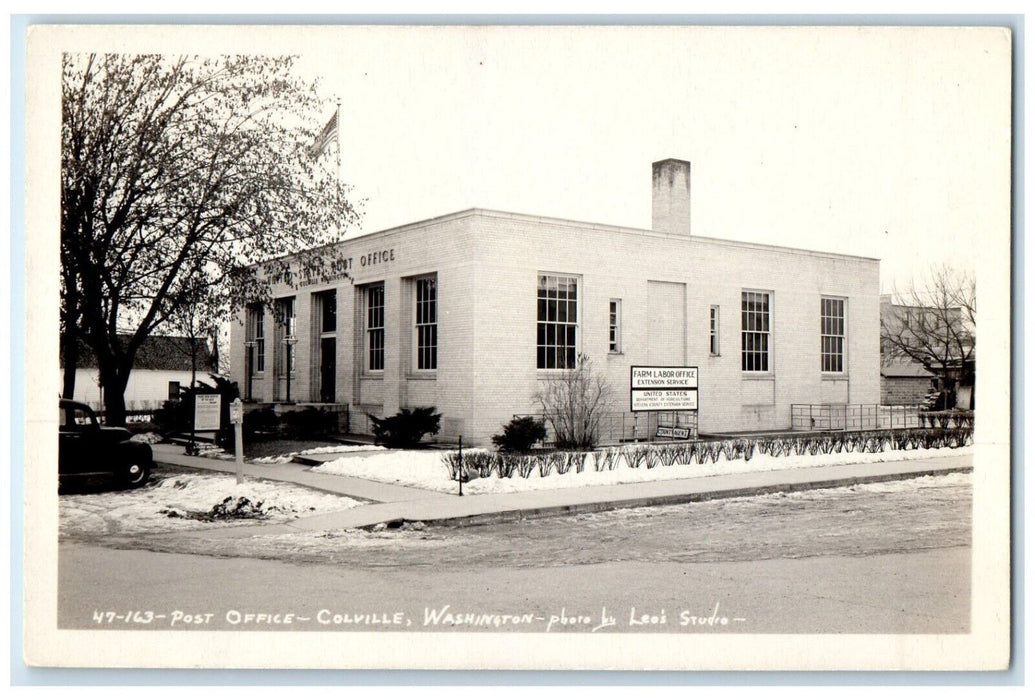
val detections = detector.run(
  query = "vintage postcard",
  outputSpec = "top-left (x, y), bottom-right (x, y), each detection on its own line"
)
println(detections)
top-left (22, 23), bottom-right (1012, 671)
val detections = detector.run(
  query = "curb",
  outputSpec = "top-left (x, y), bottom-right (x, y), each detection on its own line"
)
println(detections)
top-left (383, 465), bottom-right (974, 529)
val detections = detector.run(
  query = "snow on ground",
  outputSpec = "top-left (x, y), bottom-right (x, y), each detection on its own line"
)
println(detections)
top-left (60, 473), bottom-right (361, 537)
top-left (128, 432), bottom-right (163, 444)
top-left (311, 445), bottom-right (974, 495)
top-left (253, 444), bottom-right (385, 465)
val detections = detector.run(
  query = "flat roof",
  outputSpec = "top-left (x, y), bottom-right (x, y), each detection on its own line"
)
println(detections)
top-left (261, 207), bottom-right (881, 266)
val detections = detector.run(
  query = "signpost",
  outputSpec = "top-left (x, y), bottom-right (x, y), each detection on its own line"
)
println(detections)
top-left (187, 394), bottom-right (222, 456)
top-left (229, 398), bottom-right (244, 485)
top-left (630, 366), bottom-right (699, 440)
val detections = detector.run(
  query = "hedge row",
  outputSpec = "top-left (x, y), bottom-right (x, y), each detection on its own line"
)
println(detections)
top-left (919, 410), bottom-right (974, 429)
top-left (441, 427), bottom-right (973, 481)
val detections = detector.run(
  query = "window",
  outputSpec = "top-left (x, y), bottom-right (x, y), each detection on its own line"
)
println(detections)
top-left (366, 284), bottom-right (385, 371)
top-left (741, 291), bottom-right (771, 372)
top-left (415, 277), bottom-right (437, 370)
top-left (609, 299), bottom-right (622, 353)
top-left (319, 290), bottom-right (336, 334)
top-left (168, 381), bottom-right (180, 400)
top-left (709, 305), bottom-right (720, 356)
top-left (821, 297), bottom-right (846, 373)
top-left (537, 274), bottom-right (579, 369)
top-left (248, 306), bottom-right (265, 372)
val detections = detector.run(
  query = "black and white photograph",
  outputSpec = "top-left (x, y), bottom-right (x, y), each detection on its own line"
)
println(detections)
top-left (21, 22), bottom-right (1012, 671)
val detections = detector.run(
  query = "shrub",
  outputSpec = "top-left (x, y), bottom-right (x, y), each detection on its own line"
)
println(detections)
top-left (369, 407), bottom-right (441, 448)
top-left (243, 406), bottom-right (280, 441)
top-left (492, 416), bottom-right (548, 452)
top-left (279, 407), bottom-right (338, 440)
top-left (533, 354), bottom-right (615, 450)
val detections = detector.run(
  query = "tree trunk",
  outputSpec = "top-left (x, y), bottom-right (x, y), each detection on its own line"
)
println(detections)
top-left (98, 360), bottom-right (132, 427)
top-left (60, 329), bottom-right (78, 399)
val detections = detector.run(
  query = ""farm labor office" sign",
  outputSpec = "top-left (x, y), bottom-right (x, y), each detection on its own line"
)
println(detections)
top-left (630, 366), bottom-right (699, 412)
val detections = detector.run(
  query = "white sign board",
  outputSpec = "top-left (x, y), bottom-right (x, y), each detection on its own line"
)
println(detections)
top-left (194, 394), bottom-right (221, 431)
top-left (229, 398), bottom-right (243, 425)
top-left (631, 366), bottom-right (698, 389)
top-left (631, 388), bottom-right (699, 412)
top-left (630, 366), bottom-right (699, 413)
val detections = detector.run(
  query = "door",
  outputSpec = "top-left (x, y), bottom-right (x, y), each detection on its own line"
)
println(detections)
top-left (320, 337), bottom-right (336, 403)
top-left (647, 281), bottom-right (687, 365)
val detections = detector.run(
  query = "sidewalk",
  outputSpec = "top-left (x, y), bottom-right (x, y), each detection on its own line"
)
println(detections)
top-left (151, 443), bottom-right (973, 536)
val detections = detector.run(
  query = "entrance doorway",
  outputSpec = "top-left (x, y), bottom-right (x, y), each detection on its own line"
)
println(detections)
top-left (320, 337), bottom-right (336, 403)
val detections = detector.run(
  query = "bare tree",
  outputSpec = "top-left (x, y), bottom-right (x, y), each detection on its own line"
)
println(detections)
top-left (881, 266), bottom-right (976, 407)
top-left (62, 54), bottom-right (359, 424)
top-left (534, 354), bottom-right (615, 449)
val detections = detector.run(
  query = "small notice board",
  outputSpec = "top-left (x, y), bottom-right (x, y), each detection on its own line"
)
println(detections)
top-left (194, 394), bottom-right (221, 432)
top-left (630, 366), bottom-right (699, 413)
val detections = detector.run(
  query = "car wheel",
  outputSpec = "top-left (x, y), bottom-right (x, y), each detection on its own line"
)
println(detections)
top-left (119, 462), bottom-right (151, 488)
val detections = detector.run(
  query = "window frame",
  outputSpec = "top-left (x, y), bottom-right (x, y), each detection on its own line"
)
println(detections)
top-left (608, 298), bottom-right (622, 354)
top-left (709, 305), bottom-right (720, 356)
top-left (414, 276), bottom-right (438, 372)
top-left (318, 289), bottom-right (337, 335)
top-left (820, 296), bottom-right (847, 374)
top-left (248, 305), bottom-right (265, 373)
top-left (741, 290), bottom-right (772, 374)
top-left (365, 283), bottom-right (385, 373)
top-left (536, 272), bottom-right (580, 370)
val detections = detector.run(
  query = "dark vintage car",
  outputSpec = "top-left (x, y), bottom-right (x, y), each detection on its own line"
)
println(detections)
top-left (59, 399), bottom-right (154, 488)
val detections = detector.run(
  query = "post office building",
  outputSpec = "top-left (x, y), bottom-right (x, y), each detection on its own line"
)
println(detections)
top-left (229, 159), bottom-right (881, 444)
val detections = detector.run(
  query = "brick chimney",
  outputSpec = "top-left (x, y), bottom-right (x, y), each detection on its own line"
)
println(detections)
top-left (652, 158), bottom-right (692, 236)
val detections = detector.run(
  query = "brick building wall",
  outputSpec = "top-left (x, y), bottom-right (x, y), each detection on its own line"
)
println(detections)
top-left (464, 211), bottom-right (880, 439)
top-left (881, 376), bottom-right (932, 405)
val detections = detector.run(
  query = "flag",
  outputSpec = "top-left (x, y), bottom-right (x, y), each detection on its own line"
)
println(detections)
top-left (311, 108), bottom-right (338, 158)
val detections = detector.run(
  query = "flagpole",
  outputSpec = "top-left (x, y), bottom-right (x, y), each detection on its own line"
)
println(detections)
top-left (335, 98), bottom-right (342, 240)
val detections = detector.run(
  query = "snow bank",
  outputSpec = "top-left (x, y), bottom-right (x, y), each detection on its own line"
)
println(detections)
top-left (311, 445), bottom-right (973, 495)
top-left (252, 444), bottom-right (386, 465)
top-left (60, 473), bottom-right (361, 537)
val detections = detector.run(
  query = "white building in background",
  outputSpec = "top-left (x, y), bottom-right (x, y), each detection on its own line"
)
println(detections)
top-left (61, 335), bottom-right (220, 411)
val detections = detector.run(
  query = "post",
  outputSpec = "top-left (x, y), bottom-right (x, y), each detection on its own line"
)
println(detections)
top-left (187, 385), bottom-right (197, 456)
top-left (230, 398), bottom-right (244, 485)
top-left (457, 435), bottom-right (464, 497)
top-left (284, 336), bottom-right (297, 403)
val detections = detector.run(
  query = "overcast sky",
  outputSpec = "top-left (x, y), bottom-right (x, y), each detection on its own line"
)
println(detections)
top-left (287, 25), bottom-right (1011, 294)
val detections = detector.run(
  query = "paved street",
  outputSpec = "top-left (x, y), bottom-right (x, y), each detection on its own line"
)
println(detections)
top-left (58, 472), bottom-right (971, 634)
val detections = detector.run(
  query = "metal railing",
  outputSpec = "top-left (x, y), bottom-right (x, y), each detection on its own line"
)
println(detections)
top-left (513, 411), bottom-right (699, 447)
top-left (791, 404), bottom-right (923, 431)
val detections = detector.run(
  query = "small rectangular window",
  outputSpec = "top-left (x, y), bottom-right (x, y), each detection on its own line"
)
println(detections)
top-left (709, 305), bottom-right (720, 356)
top-left (741, 291), bottom-right (771, 372)
top-left (821, 296), bottom-right (846, 373)
top-left (366, 284), bottom-right (385, 371)
top-left (168, 381), bottom-right (180, 400)
top-left (609, 299), bottom-right (622, 353)
top-left (415, 277), bottom-right (437, 370)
